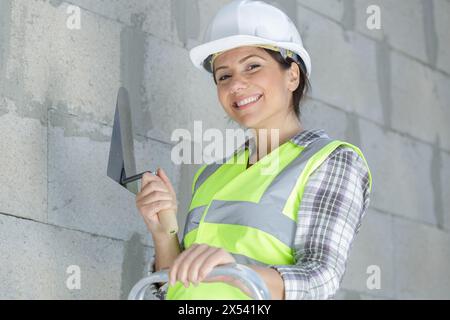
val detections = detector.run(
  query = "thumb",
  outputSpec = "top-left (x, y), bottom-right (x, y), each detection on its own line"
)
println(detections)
top-left (157, 168), bottom-right (175, 194)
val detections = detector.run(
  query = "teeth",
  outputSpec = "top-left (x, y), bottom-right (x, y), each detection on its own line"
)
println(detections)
top-left (237, 95), bottom-right (260, 107)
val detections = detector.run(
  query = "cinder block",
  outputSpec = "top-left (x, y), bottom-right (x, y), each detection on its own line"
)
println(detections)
top-left (65, 0), bottom-right (185, 47)
top-left (302, 98), bottom-right (381, 152)
top-left (393, 216), bottom-right (450, 299)
top-left (296, 6), bottom-right (384, 124)
top-left (434, 71), bottom-right (450, 151)
top-left (334, 288), bottom-right (392, 300)
top-left (0, 96), bottom-right (47, 222)
top-left (340, 208), bottom-right (395, 299)
top-left (142, 35), bottom-right (233, 145)
top-left (77, 0), bottom-right (171, 33)
top-left (354, 0), bottom-right (450, 75)
top-left (0, 0), bottom-right (12, 77)
top-left (47, 111), bottom-right (182, 247)
top-left (434, 0), bottom-right (450, 74)
top-left (390, 51), bottom-right (450, 150)
top-left (440, 151), bottom-right (450, 232)
top-left (0, 213), bottom-right (153, 299)
top-left (301, 98), bottom-right (350, 141)
top-left (63, 0), bottom-right (239, 53)
top-left (297, 0), bottom-right (344, 23)
top-left (359, 119), bottom-right (438, 226)
top-left (353, 0), bottom-right (384, 42)
top-left (354, 0), bottom-right (428, 64)
top-left (4, 0), bottom-right (122, 124)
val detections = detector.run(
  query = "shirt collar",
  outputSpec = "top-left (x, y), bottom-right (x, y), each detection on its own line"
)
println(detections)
top-left (289, 128), bottom-right (329, 148)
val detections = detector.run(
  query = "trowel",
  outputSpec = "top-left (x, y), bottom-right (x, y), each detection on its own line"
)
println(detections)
top-left (107, 87), bottom-right (178, 235)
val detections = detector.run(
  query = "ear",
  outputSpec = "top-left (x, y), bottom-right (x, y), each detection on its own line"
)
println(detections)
top-left (286, 62), bottom-right (301, 92)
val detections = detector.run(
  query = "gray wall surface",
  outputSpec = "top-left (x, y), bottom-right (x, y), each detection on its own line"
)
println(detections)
top-left (0, 0), bottom-right (449, 299)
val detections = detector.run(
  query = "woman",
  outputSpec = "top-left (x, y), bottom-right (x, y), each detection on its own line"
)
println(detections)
top-left (135, 0), bottom-right (372, 300)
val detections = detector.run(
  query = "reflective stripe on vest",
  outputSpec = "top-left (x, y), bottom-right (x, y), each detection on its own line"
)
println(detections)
top-left (167, 138), bottom-right (372, 300)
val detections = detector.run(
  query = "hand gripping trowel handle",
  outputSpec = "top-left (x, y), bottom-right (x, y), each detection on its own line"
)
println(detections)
top-left (121, 169), bottom-right (179, 236)
top-left (158, 208), bottom-right (178, 235)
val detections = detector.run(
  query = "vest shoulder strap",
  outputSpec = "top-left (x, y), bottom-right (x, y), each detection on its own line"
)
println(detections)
top-left (191, 164), bottom-right (208, 195)
top-left (191, 162), bottom-right (221, 195)
top-left (283, 139), bottom-right (372, 221)
top-left (191, 140), bottom-right (250, 195)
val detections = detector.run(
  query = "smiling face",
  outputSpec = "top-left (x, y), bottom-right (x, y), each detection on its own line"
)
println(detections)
top-left (213, 46), bottom-right (300, 129)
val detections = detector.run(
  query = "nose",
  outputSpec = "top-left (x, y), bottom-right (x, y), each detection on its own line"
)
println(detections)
top-left (229, 74), bottom-right (249, 95)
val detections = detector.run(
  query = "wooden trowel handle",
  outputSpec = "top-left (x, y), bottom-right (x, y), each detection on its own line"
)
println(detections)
top-left (158, 208), bottom-right (178, 235)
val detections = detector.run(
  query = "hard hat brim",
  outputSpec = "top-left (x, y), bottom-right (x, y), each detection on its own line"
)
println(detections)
top-left (189, 35), bottom-right (312, 78)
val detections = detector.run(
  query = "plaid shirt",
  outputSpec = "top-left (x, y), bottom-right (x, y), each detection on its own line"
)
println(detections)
top-left (148, 128), bottom-right (371, 300)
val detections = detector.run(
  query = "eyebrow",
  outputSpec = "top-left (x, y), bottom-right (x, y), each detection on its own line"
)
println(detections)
top-left (214, 54), bottom-right (266, 73)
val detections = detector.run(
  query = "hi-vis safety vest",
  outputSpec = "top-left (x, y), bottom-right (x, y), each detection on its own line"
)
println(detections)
top-left (166, 136), bottom-right (372, 300)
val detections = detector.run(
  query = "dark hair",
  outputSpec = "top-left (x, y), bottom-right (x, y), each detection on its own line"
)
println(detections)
top-left (262, 49), bottom-right (311, 120)
top-left (211, 48), bottom-right (311, 120)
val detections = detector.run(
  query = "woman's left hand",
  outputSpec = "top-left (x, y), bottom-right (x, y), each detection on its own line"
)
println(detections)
top-left (168, 243), bottom-right (248, 293)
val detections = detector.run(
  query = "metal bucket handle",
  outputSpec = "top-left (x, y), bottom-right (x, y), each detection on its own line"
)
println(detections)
top-left (128, 263), bottom-right (271, 300)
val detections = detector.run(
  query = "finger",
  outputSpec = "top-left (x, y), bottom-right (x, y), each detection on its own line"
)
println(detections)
top-left (169, 245), bottom-right (200, 287)
top-left (140, 179), bottom-right (167, 196)
top-left (140, 171), bottom-right (158, 190)
top-left (188, 247), bottom-right (220, 286)
top-left (138, 191), bottom-right (173, 206)
top-left (140, 200), bottom-right (174, 218)
top-left (177, 244), bottom-right (211, 288)
top-left (197, 247), bottom-right (224, 283)
top-left (137, 173), bottom-right (158, 200)
top-left (139, 172), bottom-right (166, 195)
top-left (136, 180), bottom-right (167, 202)
top-left (157, 168), bottom-right (176, 195)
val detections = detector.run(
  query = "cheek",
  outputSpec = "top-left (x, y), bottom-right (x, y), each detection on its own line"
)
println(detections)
top-left (217, 89), bottom-right (229, 109)
top-left (216, 91), bottom-right (236, 117)
top-left (256, 69), bottom-right (284, 95)
top-left (258, 79), bottom-right (283, 104)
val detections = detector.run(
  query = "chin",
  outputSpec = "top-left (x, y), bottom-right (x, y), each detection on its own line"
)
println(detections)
top-left (231, 110), bottom-right (259, 127)
top-left (236, 116), bottom-right (265, 129)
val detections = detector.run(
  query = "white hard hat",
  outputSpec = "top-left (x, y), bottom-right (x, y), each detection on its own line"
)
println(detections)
top-left (189, 0), bottom-right (312, 78)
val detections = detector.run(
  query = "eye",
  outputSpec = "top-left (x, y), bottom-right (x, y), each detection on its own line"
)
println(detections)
top-left (248, 64), bottom-right (260, 71)
top-left (218, 74), bottom-right (230, 82)
top-left (217, 64), bottom-right (261, 82)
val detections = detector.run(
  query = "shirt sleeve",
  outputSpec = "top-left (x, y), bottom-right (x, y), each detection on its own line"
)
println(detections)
top-left (268, 145), bottom-right (372, 300)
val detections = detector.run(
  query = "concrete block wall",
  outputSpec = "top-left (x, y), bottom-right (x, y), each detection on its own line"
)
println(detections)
top-left (0, 0), bottom-right (449, 299)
